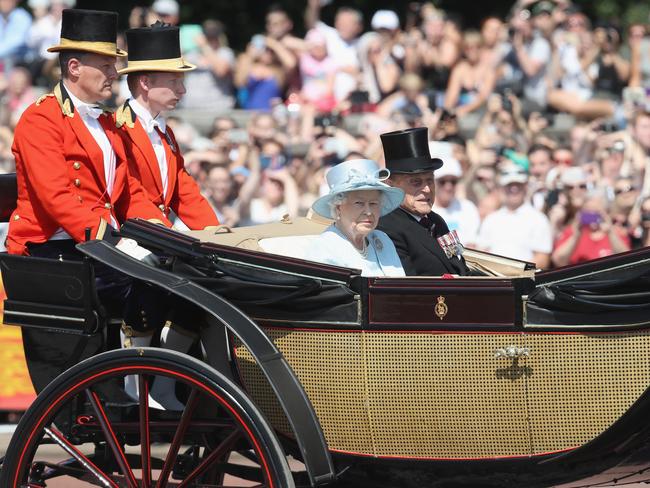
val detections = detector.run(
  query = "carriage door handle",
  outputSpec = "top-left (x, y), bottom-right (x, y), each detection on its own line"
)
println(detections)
top-left (494, 346), bottom-right (530, 359)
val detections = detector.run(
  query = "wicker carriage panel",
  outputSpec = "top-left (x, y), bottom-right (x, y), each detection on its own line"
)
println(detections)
top-left (234, 329), bottom-right (373, 453)
top-left (363, 333), bottom-right (530, 458)
top-left (236, 329), bottom-right (533, 458)
top-left (525, 332), bottom-right (650, 454)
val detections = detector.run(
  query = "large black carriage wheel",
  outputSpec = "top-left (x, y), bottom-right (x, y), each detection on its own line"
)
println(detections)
top-left (0, 348), bottom-right (294, 487)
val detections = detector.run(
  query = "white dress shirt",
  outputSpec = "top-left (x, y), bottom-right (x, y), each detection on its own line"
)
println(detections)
top-left (51, 85), bottom-right (117, 240)
top-left (129, 98), bottom-right (168, 199)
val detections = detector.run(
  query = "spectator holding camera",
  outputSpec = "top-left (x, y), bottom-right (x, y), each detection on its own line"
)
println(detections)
top-left (179, 19), bottom-right (236, 112)
top-left (547, 166), bottom-right (590, 236)
top-left (305, 1), bottom-right (363, 103)
top-left (506, 2), bottom-right (551, 111)
top-left (377, 73), bottom-right (431, 122)
top-left (589, 24), bottom-right (629, 98)
top-left (235, 32), bottom-right (296, 111)
top-left (0, 0), bottom-right (32, 74)
top-left (299, 29), bottom-right (337, 112)
top-left (444, 30), bottom-right (496, 117)
top-left (404, 7), bottom-right (460, 110)
top-left (242, 166), bottom-right (299, 225)
top-left (552, 193), bottom-right (630, 267)
top-left (474, 93), bottom-right (527, 153)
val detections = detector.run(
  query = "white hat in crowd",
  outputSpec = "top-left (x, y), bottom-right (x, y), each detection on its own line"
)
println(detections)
top-left (429, 141), bottom-right (462, 179)
top-left (371, 10), bottom-right (399, 30)
top-left (560, 166), bottom-right (588, 187)
top-left (498, 165), bottom-right (529, 186)
top-left (152, 0), bottom-right (179, 16)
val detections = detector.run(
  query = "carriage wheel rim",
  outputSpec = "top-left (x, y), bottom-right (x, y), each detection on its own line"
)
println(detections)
top-left (12, 364), bottom-right (276, 487)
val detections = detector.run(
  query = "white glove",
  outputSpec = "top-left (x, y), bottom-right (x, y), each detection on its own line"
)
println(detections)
top-left (115, 238), bottom-right (160, 266)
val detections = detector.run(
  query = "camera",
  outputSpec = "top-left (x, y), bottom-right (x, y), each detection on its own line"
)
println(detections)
top-left (599, 121), bottom-right (618, 132)
top-left (251, 34), bottom-right (266, 51)
top-left (315, 113), bottom-right (340, 129)
top-left (440, 108), bottom-right (456, 122)
top-left (580, 211), bottom-right (602, 227)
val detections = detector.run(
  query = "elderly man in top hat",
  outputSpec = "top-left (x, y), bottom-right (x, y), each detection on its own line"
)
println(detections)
top-left (377, 127), bottom-right (469, 276)
top-left (114, 21), bottom-right (221, 409)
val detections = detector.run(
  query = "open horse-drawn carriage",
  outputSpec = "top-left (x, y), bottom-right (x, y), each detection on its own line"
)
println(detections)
top-left (1, 172), bottom-right (650, 487)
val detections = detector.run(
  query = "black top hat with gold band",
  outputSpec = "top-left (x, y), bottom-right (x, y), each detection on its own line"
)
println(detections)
top-left (119, 22), bottom-right (196, 75)
top-left (47, 9), bottom-right (127, 57)
top-left (380, 127), bottom-right (443, 174)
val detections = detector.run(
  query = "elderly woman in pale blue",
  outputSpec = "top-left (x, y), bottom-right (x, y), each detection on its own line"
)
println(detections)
top-left (307, 159), bottom-right (406, 277)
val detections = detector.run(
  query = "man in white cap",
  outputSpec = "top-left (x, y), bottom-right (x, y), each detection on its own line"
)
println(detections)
top-left (476, 165), bottom-right (552, 268)
top-left (369, 9), bottom-right (405, 68)
top-left (430, 143), bottom-right (480, 247)
top-left (151, 0), bottom-right (179, 25)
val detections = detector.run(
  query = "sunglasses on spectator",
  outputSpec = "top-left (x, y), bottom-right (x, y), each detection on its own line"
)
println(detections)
top-left (615, 185), bottom-right (636, 195)
top-left (554, 157), bottom-right (573, 165)
top-left (565, 183), bottom-right (587, 190)
top-left (436, 178), bottom-right (458, 187)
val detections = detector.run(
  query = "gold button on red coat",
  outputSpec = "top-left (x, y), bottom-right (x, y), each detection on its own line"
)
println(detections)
top-left (104, 202), bottom-right (112, 209)
top-left (73, 162), bottom-right (81, 170)
top-left (158, 204), bottom-right (166, 213)
top-left (73, 178), bottom-right (81, 187)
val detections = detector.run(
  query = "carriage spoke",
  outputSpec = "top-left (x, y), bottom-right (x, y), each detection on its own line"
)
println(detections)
top-left (156, 388), bottom-right (200, 488)
top-left (177, 429), bottom-right (242, 488)
top-left (85, 389), bottom-right (138, 488)
top-left (139, 374), bottom-right (152, 487)
top-left (44, 426), bottom-right (118, 488)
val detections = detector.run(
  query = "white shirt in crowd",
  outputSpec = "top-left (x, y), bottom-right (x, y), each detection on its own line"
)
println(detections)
top-left (476, 202), bottom-right (552, 262)
top-left (315, 21), bottom-right (359, 102)
top-left (523, 33), bottom-right (551, 108)
top-left (433, 198), bottom-right (481, 246)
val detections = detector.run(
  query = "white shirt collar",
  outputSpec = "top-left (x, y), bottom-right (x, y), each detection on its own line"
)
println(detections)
top-left (64, 83), bottom-right (102, 119)
top-left (129, 98), bottom-right (166, 134)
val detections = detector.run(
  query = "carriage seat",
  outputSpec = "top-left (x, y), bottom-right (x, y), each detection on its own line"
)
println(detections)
top-left (186, 212), bottom-right (331, 260)
top-left (186, 212), bottom-right (535, 278)
top-left (0, 253), bottom-right (107, 335)
top-left (0, 172), bottom-right (107, 335)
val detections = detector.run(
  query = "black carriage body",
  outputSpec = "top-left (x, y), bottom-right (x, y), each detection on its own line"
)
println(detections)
top-left (118, 220), bottom-right (650, 487)
top-left (3, 213), bottom-right (650, 487)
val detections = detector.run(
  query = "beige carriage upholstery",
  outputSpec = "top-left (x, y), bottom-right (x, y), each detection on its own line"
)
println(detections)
top-left (186, 213), bottom-right (535, 278)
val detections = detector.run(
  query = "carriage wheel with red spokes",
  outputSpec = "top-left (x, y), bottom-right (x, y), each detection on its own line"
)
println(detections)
top-left (0, 347), bottom-right (294, 488)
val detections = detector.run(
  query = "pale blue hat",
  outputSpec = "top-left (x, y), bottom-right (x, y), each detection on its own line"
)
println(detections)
top-left (312, 159), bottom-right (405, 218)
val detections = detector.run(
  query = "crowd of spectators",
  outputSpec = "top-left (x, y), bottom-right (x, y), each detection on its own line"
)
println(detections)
top-left (2, 0), bottom-right (650, 268)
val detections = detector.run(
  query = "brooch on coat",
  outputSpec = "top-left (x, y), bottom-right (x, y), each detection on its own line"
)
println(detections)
top-left (372, 235), bottom-right (383, 252)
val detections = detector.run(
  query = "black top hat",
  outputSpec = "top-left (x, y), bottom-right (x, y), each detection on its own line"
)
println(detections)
top-left (119, 22), bottom-right (196, 74)
top-left (380, 127), bottom-right (443, 174)
top-left (47, 9), bottom-right (127, 57)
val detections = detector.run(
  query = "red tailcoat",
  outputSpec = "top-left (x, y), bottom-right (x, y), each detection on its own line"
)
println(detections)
top-left (7, 82), bottom-right (167, 255)
top-left (115, 102), bottom-right (219, 230)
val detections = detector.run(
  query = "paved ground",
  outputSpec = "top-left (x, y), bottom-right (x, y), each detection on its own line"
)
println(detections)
top-left (1, 428), bottom-right (648, 487)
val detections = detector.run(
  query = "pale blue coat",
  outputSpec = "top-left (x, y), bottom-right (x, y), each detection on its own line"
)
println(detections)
top-left (306, 225), bottom-right (406, 277)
